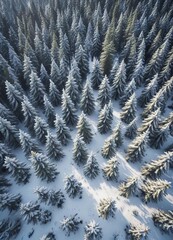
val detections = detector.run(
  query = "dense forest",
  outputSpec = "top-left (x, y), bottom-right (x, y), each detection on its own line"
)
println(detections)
top-left (0, 0), bottom-right (173, 239)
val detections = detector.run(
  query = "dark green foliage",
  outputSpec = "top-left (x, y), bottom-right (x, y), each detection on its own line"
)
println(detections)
top-left (125, 119), bottom-right (137, 140)
top-left (80, 79), bottom-right (95, 115)
top-left (90, 58), bottom-right (103, 90)
top-left (43, 95), bottom-right (55, 127)
top-left (0, 193), bottom-right (21, 212)
top-left (46, 131), bottom-right (64, 161)
top-left (92, 25), bottom-right (102, 58)
top-left (77, 112), bottom-right (93, 144)
top-left (35, 186), bottom-right (65, 208)
top-left (40, 64), bottom-right (50, 91)
top-left (97, 75), bottom-right (111, 108)
top-left (64, 175), bottom-right (82, 198)
top-left (61, 214), bottom-right (82, 236)
top-left (103, 157), bottom-right (119, 181)
top-left (97, 104), bottom-right (112, 134)
top-left (119, 177), bottom-right (137, 198)
top-left (120, 93), bottom-right (136, 124)
top-left (125, 224), bottom-right (149, 240)
top-left (0, 177), bottom-right (11, 194)
top-left (54, 115), bottom-right (71, 146)
top-left (97, 198), bottom-right (116, 219)
top-left (19, 130), bottom-right (40, 156)
top-left (100, 40), bottom-right (114, 76)
top-left (72, 135), bottom-right (88, 165)
top-left (61, 90), bottom-right (78, 126)
top-left (84, 220), bottom-right (103, 240)
top-left (30, 152), bottom-right (58, 182)
top-left (152, 210), bottom-right (173, 233)
top-left (141, 151), bottom-right (173, 179)
top-left (141, 179), bottom-right (171, 203)
top-left (0, 219), bottom-right (21, 240)
top-left (126, 131), bottom-right (148, 163)
top-left (4, 156), bottom-right (30, 184)
top-left (101, 137), bottom-right (116, 159)
top-left (84, 153), bottom-right (100, 179)
top-left (34, 116), bottom-right (48, 144)
top-left (49, 79), bottom-right (61, 106)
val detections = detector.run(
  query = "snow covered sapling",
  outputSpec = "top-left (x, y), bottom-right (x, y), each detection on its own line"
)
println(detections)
top-left (54, 115), bottom-right (71, 145)
top-left (140, 179), bottom-right (171, 203)
top-left (125, 224), bottom-right (149, 240)
top-left (77, 112), bottom-right (93, 144)
top-left (126, 131), bottom-right (148, 163)
top-left (19, 130), bottom-right (40, 156)
top-left (43, 95), bottom-right (56, 127)
top-left (101, 137), bottom-right (116, 159)
top-left (90, 58), bottom-right (103, 90)
top-left (46, 131), bottom-right (64, 161)
top-left (97, 198), bottom-right (116, 219)
top-left (125, 118), bottom-right (137, 140)
top-left (97, 104), bottom-right (112, 134)
top-left (141, 151), bottom-right (173, 179)
top-left (30, 152), bottom-right (59, 182)
top-left (84, 220), bottom-right (103, 240)
top-left (34, 116), bottom-right (48, 144)
top-left (61, 90), bottom-right (78, 126)
top-left (0, 193), bottom-right (21, 212)
top-left (120, 93), bottom-right (137, 124)
top-left (80, 79), bottom-right (95, 115)
top-left (60, 214), bottom-right (82, 236)
top-left (84, 153), bottom-right (100, 179)
top-left (97, 75), bottom-right (111, 108)
top-left (72, 135), bottom-right (88, 165)
top-left (64, 175), bottom-right (83, 198)
top-left (119, 177), bottom-right (137, 198)
top-left (49, 79), bottom-right (61, 106)
top-left (35, 186), bottom-right (65, 208)
top-left (152, 210), bottom-right (173, 233)
top-left (111, 123), bottom-right (123, 148)
top-left (103, 157), bottom-right (119, 181)
top-left (4, 157), bottom-right (31, 184)
top-left (40, 232), bottom-right (56, 240)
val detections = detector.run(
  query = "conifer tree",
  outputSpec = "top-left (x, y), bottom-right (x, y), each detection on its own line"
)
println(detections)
top-left (109, 59), bottom-right (119, 86)
top-left (100, 39), bottom-right (114, 76)
top-left (77, 112), bottom-right (93, 144)
top-left (72, 135), bottom-right (88, 165)
top-left (49, 79), bottom-right (61, 106)
top-left (97, 75), bottom-right (111, 108)
top-left (152, 210), bottom-right (173, 233)
top-left (29, 70), bottom-right (45, 106)
top-left (43, 43), bottom-right (51, 73)
top-left (141, 179), bottom-right (171, 203)
top-left (101, 137), bottom-right (116, 159)
top-left (0, 117), bottom-right (19, 148)
top-left (125, 224), bottom-right (149, 240)
top-left (120, 78), bottom-right (136, 107)
top-left (19, 130), bottom-right (40, 156)
top-left (70, 58), bottom-right (82, 91)
top-left (64, 175), bottom-right (82, 198)
top-left (20, 201), bottom-right (42, 224)
top-left (126, 131), bottom-right (148, 163)
top-left (97, 198), bottom-right (116, 219)
top-left (112, 60), bottom-right (126, 100)
top-left (0, 143), bottom-right (13, 168)
top-left (0, 103), bottom-right (18, 125)
top-left (103, 157), bottom-right (119, 181)
top-left (30, 152), bottom-right (58, 182)
top-left (43, 95), bottom-right (55, 127)
top-left (97, 104), bottom-right (112, 134)
top-left (50, 59), bottom-right (60, 89)
top-left (65, 71), bottom-right (79, 106)
top-left (54, 115), bottom-right (71, 146)
top-left (0, 219), bottom-right (21, 240)
top-left (80, 79), bottom-right (95, 115)
top-left (9, 46), bottom-right (23, 79)
top-left (119, 177), bottom-right (137, 198)
top-left (4, 157), bottom-right (31, 184)
top-left (46, 131), bottom-right (64, 161)
top-left (40, 64), bottom-right (50, 91)
top-left (0, 193), bottom-right (21, 212)
top-left (34, 116), bottom-right (48, 144)
top-left (84, 21), bottom-right (93, 57)
top-left (120, 93), bottom-right (137, 124)
top-left (111, 123), bottom-right (123, 148)
top-left (92, 25), bottom-right (102, 59)
top-left (141, 151), bottom-right (173, 179)
top-left (40, 232), bottom-right (56, 240)
top-left (35, 186), bottom-right (65, 208)
top-left (125, 118), bottom-right (137, 140)
top-left (75, 45), bottom-right (89, 79)
top-left (61, 90), bottom-right (78, 126)
top-left (61, 214), bottom-right (82, 236)
top-left (84, 220), bottom-right (103, 240)
top-left (22, 96), bottom-right (38, 133)
top-left (90, 58), bottom-right (103, 90)
top-left (51, 33), bottom-right (59, 64)
top-left (83, 153), bottom-right (100, 179)
top-left (23, 54), bottom-right (36, 89)
top-left (58, 57), bottom-right (69, 91)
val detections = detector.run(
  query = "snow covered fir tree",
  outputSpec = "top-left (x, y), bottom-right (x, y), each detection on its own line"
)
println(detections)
top-left (0, 0), bottom-right (173, 239)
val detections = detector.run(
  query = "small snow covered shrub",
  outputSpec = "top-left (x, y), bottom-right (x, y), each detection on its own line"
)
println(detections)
top-left (64, 175), bottom-right (82, 198)
top-left (60, 214), bottom-right (82, 236)
top-left (84, 220), bottom-right (103, 240)
top-left (102, 157), bottom-right (119, 181)
top-left (97, 198), bottom-right (116, 219)
top-left (84, 153), bottom-right (100, 179)
top-left (125, 224), bottom-right (149, 240)
top-left (119, 177), bottom-right (137, 198)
